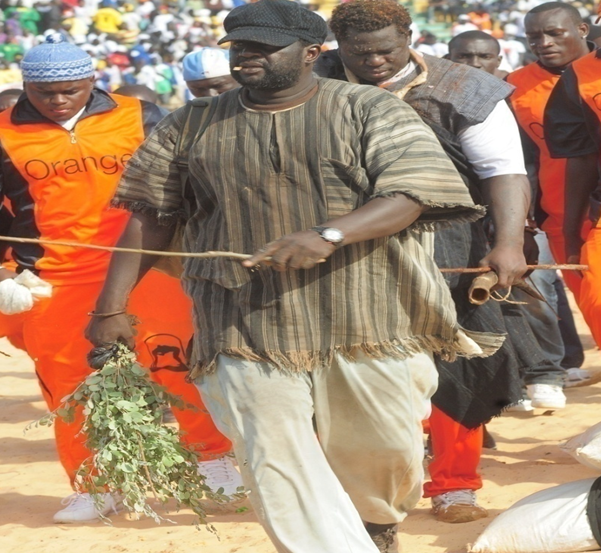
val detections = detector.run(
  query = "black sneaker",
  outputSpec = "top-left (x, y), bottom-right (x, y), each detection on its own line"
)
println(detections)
top-left (365, 522), bottom-right (398, 552)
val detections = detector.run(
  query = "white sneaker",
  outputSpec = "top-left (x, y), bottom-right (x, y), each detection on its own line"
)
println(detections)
top-left (53, 492), bottom-right (122, 523)
top-left (527, 384), bottom-right (566, 409)
top-left (564, 368), bottom-right (601, 388)
top-left (198, 456), bottom-right (245, 497)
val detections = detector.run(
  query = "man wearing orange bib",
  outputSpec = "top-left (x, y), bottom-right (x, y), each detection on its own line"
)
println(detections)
top-left (507, 1), bottom-right (593, 299)
top-left (0, 35), bottom-right (240, 523)
top-left (545, 39), bottom-right (601, 349)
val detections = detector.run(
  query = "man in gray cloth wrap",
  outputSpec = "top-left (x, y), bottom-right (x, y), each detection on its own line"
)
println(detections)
top-left (87, 1), bottom-right (491, 551)
top-left (317, 0), bottom-right (567, 526)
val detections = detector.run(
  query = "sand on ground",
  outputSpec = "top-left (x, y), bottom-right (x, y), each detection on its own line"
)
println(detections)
top-left (1, 300), bottom-right (601, 553)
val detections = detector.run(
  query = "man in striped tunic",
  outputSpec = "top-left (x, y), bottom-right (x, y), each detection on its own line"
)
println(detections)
top-left (87, 1), bottom-right (492, 551)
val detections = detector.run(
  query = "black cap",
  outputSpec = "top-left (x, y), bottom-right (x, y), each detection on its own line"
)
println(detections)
top-left (218, 0), bottom-right (328, 47)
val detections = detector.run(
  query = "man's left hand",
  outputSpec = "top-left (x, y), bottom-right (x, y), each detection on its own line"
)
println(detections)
top-left (479, 244), bottom-right (528, 289)
top-left (242, 230), bottom-right (337, 271)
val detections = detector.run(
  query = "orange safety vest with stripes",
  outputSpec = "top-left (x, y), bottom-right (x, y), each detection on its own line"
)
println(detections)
top-left (0, 93), bottom-right (145, 285)
top-left (569, 50), bottom-right (601, 230)
top-left (570, 50), bottom-right (601, 132)
top-left (506, 63), bottom-right (565, 234)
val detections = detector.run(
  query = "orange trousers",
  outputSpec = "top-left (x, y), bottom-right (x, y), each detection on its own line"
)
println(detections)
top-left (0, 270), bottom-right (231, 485)
top-left (544, 226), bottom-right (584, 300)
top-left (578, 228), bottom-right (601, 348)
top-left (423, 406), bottom-right (483, 498)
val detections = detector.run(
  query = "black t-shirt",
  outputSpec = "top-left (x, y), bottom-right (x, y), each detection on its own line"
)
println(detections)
top-left (545, 50), bottom-right (601, 159)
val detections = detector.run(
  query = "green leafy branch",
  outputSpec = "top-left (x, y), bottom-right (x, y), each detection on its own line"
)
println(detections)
top-left (27, 343), bottom-right (234, 529)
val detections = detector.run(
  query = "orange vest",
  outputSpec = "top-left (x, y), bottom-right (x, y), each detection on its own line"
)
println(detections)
top-left (570, 51), bottom-right (601, 229)
top-left (507, 63), bottom-right (565, 234)
top-left (571, 50), bottom-right (601, 128)
top-left (0, 94), bottom-right (145, 284)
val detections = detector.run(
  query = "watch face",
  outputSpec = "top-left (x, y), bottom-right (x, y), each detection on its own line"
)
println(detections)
top-left (322, 228), bottom-right (344, 243)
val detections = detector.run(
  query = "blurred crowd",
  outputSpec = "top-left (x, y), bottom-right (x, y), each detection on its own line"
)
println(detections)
top-left (0, 0), bottom-right (597, 103)
top-left (0, 0), bottom-right (255, 102)
top-left (416, 0), bottom-right (601, 71)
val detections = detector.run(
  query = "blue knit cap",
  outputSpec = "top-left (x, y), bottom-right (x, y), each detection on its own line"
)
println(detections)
top-left (182, 48), bottom-right (230, 81)
top-left (21, 34), bottom-right (94, 83)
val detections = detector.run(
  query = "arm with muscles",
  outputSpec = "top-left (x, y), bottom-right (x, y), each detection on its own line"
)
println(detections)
top-left (85, 107), bottom-right (188, 347)
top-left (243, 194), bottom-right (428, 270)
top-left (85, 212), bottom-right (175, 347)
top-left (479, 173), bottom-right (530, 287)
top-left (458, 100), bottom-right (530, 287)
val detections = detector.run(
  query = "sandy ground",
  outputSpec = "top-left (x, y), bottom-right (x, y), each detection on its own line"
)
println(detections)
top-left (1, 302), bottom-right (601, 553)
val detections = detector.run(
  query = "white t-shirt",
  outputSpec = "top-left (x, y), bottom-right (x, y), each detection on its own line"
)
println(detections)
top-left (457, 100), bottom-right (527, 179)
top-left (499, 38), bottom-right (526, 70)
top-left (59, 107), bottom-right (86, 132)
top-left (378, 60), bottom-right (527, 179)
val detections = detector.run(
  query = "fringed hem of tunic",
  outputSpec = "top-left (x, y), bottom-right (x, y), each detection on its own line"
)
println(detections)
top-left (188, 329), bottom-right (505, 379)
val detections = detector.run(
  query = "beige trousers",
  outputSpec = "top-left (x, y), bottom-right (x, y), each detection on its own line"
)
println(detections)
top-left (196, 349), bottom-right (438, 553)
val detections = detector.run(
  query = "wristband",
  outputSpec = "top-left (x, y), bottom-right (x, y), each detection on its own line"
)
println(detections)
top-left (87, 310), bottom-right (127, 318)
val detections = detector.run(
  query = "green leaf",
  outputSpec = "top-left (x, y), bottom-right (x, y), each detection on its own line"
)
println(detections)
top-left (119, 462), bottom-right (135, 473)
top-left (30, 343), bottom-right (213, 529)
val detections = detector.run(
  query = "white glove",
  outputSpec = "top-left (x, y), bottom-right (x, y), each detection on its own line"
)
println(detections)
top-left (0, 270), bottom-right (52, 315)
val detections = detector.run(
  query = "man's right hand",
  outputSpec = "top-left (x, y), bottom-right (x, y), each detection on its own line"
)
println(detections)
top-left (85, 313), bottom-right (137, 349)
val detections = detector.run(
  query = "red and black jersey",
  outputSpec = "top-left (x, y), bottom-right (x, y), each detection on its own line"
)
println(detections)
top-left (545, 49), bottom-right (601, 159)
top-left (507, 62), bottom-right (565, 232)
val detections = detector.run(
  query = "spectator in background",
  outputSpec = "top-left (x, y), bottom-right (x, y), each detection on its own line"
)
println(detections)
top-left (0, 33), bottom-right (24, 64)
top-left (415, 31), bottom-right (449, 57)
top-left (92, 0), bottom-right (123, 35)
top-left (37, 0), bottom-right (63, 35)
top-left (0, 60), bottom-right (21, 86)
top-left (448, 30), bottom-right (506, 78)
top-left (5, 11), bottom-right (23, 37)
top-left (182, 46), bottom-right (238, 98)
top-left (62, 9), bottom-right (89, 44)
top-left (6, 1), bottom-right (40, 36)
top-left (0, 88), bottom-right (20, 112)
top-left (468, 5), bottom-right (493, 31)
top-left (120, 3), bottom-right (142, 33)
top-left (499, 23), bottom-right (526, 70)
top-left (452, 14), bottom-right (478, 37)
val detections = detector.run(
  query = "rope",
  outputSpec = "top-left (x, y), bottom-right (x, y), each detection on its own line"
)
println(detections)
top-left (0, 235), bottom-right (250, 260)
top-left (491, 287), bottom-right (527, 305)
top-left (0, 235), bottom-right (589, 273)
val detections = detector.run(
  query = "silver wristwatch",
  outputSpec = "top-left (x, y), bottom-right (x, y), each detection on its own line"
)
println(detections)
top-left (311, 226), bottom-right (345, 246)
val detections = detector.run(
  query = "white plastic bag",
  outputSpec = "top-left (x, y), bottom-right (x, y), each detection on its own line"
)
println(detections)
top-left (0, 270), bottom-right (52, 315)
top-left (14, 270), bottom-right (52, 300)
top-left (562, 423), bottom-right (601, 472)
top-left (0, 278), bottom-right (33, 314)
top-left (470, 478), bottom-right (600, 553)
